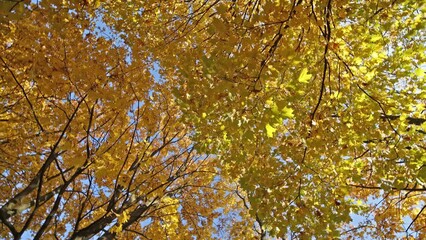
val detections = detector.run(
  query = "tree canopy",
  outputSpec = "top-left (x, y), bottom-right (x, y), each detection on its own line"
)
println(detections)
top-left (0, 0), bottom-right (425, 239)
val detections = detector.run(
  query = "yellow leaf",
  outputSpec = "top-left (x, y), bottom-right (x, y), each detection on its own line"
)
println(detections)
top-left (298, 68), bottom-right (312, 83)
top-left (94, 0), bottom-right (101, 8)
top-left (415, 68), bottom-right (425, 77)
top-left (119, 210), bottom-right (130, 224)
top-left (281, 107), bottom-right (294, 118)
top-left (265, 124), bottom-right (276, 138)
top-left (109, 224), bottom-right (122, 233)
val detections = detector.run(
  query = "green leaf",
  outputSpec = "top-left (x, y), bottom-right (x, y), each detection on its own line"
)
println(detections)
top-left (298, 68), bottom-right (312, 83)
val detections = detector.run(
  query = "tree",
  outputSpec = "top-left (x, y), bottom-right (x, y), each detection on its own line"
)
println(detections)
top-left (0, 1), bottom-right (258, 239)
top-left (1, 0), bottom-right (426, 239)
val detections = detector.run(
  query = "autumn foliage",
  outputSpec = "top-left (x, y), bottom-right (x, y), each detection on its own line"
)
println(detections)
top-left (1, 0), bottom-right (425, 239)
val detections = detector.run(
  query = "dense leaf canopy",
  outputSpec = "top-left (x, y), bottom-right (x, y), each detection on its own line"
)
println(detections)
top-left (0, 0), bottom-right (425, 239)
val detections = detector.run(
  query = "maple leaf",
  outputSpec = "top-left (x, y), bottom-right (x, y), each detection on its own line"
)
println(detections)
top-left (265, 124), bottom-right (277, 138)
top-left (298, 68), bottom-right (313, 83)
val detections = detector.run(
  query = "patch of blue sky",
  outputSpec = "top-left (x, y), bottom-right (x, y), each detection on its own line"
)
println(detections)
top-left (150, 62), bottom-right (165, 84)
